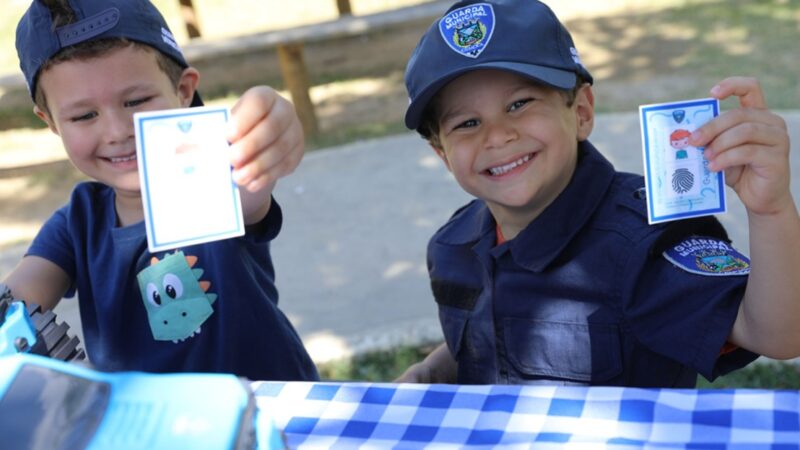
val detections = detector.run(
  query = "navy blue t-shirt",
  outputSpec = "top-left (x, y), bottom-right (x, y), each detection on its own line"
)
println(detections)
top-left (428, 141), bottom-right (758, 387)
top-left (27, 182), bottom-right (318, 381)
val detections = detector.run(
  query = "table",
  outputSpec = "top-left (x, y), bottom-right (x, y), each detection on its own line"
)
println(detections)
top-left (252, 381), bottom-right (800, 449)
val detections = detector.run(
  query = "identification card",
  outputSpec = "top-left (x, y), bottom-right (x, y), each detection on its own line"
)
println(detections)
top-left (134, 106), bottom-right (244, 252)
top-left (639, 98), bottom-right (726, 224)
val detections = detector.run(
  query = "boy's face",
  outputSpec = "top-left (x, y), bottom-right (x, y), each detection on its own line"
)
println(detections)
top-left (671, 136), bottom-right (689, 149)
top-left (34, 45), bottom-right (198, 201)
top-left (432, 69), bottom-right (594, 223)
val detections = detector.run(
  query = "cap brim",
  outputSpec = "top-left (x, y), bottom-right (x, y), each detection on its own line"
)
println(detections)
top-left (404, 62), bottom-right (577, 130)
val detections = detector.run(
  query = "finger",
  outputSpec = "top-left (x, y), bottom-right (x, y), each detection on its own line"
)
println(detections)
top-left (702, 119), bottom-right (788, 160)
top-left (708, 145), bottom-right (788, 175)
top-left (710, 77), bottom-right (767, 110)
top-left (228, 89), bottom-right (293, 169)
top-left (232, 135), bottom-right (292, 186)
top-left (233, 125), bottom-right (303, 187)
top-left (241, 148), bottom-right (303, 192)
top-left (706, 144), bottom-right (758, 172)
top-left (690, 108), bottom-right (786, 149)
top-left (229, 115), bottom-right (291, 170)
top-left (227, 86), bottom-right (279, 141)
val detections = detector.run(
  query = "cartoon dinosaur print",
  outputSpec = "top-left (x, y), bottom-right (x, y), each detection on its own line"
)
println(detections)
top-left (136, 251), bottom-right (217, 343)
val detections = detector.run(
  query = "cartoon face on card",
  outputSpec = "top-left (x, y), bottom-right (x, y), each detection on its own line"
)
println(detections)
top-left (639, 99), bottom-right (726, 224)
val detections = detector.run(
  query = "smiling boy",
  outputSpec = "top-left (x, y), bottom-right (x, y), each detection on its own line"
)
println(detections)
top-left (398, 0), bottom-right (800, 386)
top-left (3, 0), bottom-right (317, 380)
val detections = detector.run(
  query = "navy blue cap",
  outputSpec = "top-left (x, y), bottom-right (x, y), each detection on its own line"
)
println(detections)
top-left (16, 0), bottom-right (202, 106)
top-left (404, 0), bottom-right (592, 130)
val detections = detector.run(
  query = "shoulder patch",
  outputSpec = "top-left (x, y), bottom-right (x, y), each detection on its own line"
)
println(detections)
top-left (663, 237), bottom-right (750, 276)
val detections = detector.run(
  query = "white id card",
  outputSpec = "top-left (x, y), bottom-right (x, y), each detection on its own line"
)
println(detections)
top-left (639, 98), bottom-right (726, 224)
top-left (134, 106), bottom-right (244, 252)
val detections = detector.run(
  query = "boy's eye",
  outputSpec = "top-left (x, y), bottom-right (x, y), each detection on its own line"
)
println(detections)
top-left (454, 118), bottom-right (479, 130)
top-left (125, 97), bottom-right (151, 108)
top-left (70, 111), bottom-right (98, 122)
top-left (509, 98), bottom-right (533, 111)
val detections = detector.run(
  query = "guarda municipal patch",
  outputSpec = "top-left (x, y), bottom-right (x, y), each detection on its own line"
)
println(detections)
top-left (663, 237), bottom-right (750, 276)
top-left (439, 3), bottom-right (495, 58)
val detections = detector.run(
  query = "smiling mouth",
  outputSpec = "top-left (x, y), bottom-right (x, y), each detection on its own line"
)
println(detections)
top-left (486, 153), bottom-right (533, 176)
top-left (108, 154), bottom-right (137, 163)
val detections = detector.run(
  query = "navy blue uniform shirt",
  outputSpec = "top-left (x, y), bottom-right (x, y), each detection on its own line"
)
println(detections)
top-left (428, 141), bottom-right (758, 386)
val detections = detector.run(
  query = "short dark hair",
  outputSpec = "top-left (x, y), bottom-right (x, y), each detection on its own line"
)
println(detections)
top-left (418, 75), bottom-right (588, 150)
top-left (33, 0), bottom-right (185, 115)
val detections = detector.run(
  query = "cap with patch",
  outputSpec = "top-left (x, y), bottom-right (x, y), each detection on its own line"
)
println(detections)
top-left (404, 0), bottom-right (593, 130)
top-left (16, 0), bottom-right (202, 106)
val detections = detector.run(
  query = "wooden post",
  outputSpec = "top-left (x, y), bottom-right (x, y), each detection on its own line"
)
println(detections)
top-left (179, 0), bottom-right (202, 39)
top-left (336, 0), bottom-right (353, 16)
top-left (277, 43), bottom-right (319, 137)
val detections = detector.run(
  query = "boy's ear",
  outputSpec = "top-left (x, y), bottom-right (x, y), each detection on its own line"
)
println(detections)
top-left (177, 67), bottom-right (201, 107)
top-left (574, 84), bottom-right (595, 142)
top-left (33, 105), bottom-right (59, 135)
top-left (431, 144), bottom-right (451, 171)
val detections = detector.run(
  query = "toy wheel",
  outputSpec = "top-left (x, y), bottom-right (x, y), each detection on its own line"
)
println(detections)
top-left (26, 303), bottom-right (86, 362)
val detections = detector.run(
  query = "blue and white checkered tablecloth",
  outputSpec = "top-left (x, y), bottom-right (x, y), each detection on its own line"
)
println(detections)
top-left (251, 381), bottom-right (800, 449)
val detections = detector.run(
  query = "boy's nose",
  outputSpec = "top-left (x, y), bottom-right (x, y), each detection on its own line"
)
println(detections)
top-left (105, 110), bottom-right (135, 144)
top-left (484, 120), bottom-right (518, 149)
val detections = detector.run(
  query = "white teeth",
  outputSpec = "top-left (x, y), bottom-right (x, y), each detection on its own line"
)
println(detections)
top-left (488, 154), bottom-right (531, 176)
top-left (110, 154), bottom-right (136, 163)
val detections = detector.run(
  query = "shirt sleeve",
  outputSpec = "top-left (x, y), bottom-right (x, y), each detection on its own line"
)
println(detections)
top-left (620, 226), bottom-right (759, 381)
top-left (242, 196), bottom-right (283, 244)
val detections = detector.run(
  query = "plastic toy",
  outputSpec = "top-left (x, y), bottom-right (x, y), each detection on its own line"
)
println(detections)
top-left (0, 284), bottom-right (285, 449)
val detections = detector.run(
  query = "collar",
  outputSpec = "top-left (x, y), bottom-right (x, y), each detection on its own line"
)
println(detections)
top-left (433, 141), bottom-right (617, 271)
top-left (505, 140), bottom-right (615, 271)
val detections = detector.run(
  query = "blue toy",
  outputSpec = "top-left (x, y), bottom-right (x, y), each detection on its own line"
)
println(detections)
top-left (0, 284), bottom-right (286, 449)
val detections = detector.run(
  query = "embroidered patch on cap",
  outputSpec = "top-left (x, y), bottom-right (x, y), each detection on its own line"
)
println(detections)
top-left (663, 237), bottom-right (750, 276)
top-left (439, 3), bottom-right (495, 58)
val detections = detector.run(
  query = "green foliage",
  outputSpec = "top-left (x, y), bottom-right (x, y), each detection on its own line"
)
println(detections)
top-left (697, 361), bottom-right (800, 389)
top-left (318, 342), bottom-right (437, 382)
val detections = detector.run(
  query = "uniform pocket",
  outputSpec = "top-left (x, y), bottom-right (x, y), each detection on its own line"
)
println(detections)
top-left (503, 318), bottom-right (623, 383)
top-left (439, 306), bottom-right (469, 358)
top-left (431, 279), bottom-right (480, 359)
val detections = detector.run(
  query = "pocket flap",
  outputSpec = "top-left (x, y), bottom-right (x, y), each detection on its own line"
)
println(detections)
top-left (504, 318), bottom-right (623, 383)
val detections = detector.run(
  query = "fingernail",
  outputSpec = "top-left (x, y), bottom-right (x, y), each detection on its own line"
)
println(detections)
top-left (232, 168), bottom-right (248, 185)
top-left (710, 85), bottom-right (721, 96)
top-left (689, 130), bottom-right (702, 144)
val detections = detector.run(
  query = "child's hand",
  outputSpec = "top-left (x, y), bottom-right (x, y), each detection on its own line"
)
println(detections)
top-left (226, 86), bottom-right (304, 193)
top-left (394, 343), bottom-right (457, 384)
top-left (395, 362), bottom-right (435, 383)
top-left (689, 77), bottom-right (792, 216)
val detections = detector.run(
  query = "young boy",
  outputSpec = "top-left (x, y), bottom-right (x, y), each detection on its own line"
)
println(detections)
top-left (398, 0), bottom-right (800, 386)
top-left (3, 0), bottom-right (318, 381)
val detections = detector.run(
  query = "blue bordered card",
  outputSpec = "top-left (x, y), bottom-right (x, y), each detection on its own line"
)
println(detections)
top-left (134, 106), bottom-right (244, 252)
top-left (639, 98), bottom-right (726, 224)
